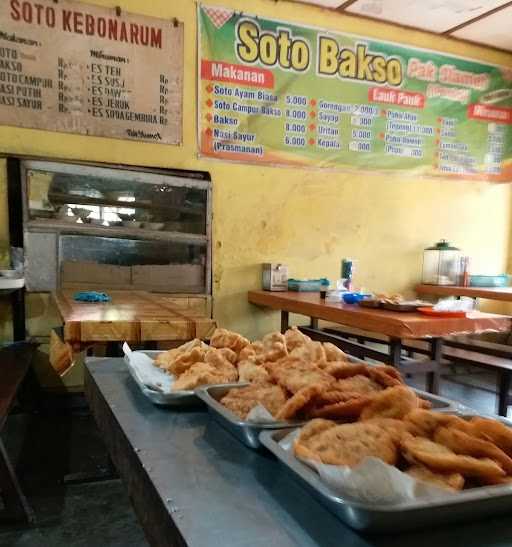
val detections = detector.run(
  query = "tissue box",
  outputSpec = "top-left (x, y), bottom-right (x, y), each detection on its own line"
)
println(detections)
top-left (262, 263), bottom-right (288, 291)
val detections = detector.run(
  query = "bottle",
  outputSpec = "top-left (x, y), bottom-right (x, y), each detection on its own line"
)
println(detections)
top-left (341, 259), bottom-right (354, 291)
top-left (462, 256), bottom-right (471, 287)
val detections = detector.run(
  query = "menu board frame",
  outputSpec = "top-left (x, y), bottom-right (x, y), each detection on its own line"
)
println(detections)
top-left (0, 0), bottom-right (183, 145)
top-left (198, 4), bottom-right (512, 181)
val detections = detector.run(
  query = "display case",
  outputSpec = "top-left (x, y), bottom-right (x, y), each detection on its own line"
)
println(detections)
top-left (21, 160), bottom-right (211, 294)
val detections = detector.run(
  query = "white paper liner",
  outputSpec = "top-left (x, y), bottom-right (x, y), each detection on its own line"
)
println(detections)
top-left (123, 342), bottom-right (175, 393)
top-left (278, 429), bottom-right (455, 504)
top-left (123, 341), bottom-right (245, 395)
top-left (246, 403), bottom-right (277, 423)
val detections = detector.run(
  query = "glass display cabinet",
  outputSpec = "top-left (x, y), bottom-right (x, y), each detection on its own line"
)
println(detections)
top-left (21, 160), bottom-right (211, 294)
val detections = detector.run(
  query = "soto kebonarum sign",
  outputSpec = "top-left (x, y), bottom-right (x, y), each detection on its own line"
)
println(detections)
top-left (0, 0), bottom-right (183, 144)
top-left (198, 5), bottom-right (512, 180)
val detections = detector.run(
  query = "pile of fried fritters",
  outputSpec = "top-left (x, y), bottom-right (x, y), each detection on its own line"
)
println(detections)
top-left (154, 328), bottom-right (251, 391)
top-left (155, 326), bottom-right (512, 491)
top-left (217, 326), bottom-right (431, 422)
top-left (295, 411), bottom-right (512, 491)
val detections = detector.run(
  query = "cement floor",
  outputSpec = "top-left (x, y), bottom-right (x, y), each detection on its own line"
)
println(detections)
top-left (0, 367), bottom-right (506, 547)
top-left (0, 407), bottom-right (148, 547)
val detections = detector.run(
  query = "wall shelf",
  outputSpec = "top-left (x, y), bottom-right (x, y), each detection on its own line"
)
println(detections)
top-left (27, 219), bottom-right (207, 246)
top-left (47, 191), bottom-right (204, 217)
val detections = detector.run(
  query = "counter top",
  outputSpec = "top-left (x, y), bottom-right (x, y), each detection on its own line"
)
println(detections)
top-left (85, 358), bottom-right (512, 547)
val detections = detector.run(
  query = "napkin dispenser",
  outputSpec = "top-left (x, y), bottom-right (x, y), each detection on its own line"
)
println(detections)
top-left (262, 263), bottom-right (288, 291)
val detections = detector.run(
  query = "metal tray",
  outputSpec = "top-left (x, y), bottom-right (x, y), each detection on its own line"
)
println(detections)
top-left (124, 351), bottom-right (199, 407)
top-left (195, 380), bottom-right (458, 450)
top-left (408, 386), bottom-right (465, 411)
top-left (358, 299), bottom-right (381, 308)
top-left (124, 348), bottom-right (462, 412)
top-left (195, 384), bottom-right (305, 449)
top-left (381, 302), bottom-right (420, 312)
top-left (260, 413), bottom-right (512, 533)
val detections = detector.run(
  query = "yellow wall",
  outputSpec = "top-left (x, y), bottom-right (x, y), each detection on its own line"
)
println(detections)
top-left (1, 0), bottom-right (512, 339)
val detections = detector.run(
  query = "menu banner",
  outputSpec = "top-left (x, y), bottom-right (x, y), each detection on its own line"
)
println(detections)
top-left (0, 0), bottom-right (183, 144)
top-left (198, 5), bottom-right (512, 181)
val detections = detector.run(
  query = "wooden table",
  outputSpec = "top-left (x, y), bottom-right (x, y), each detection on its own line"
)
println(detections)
top-left (248, 290), bottom-right (512, 394)
top-left (86, 358), bottom-right (512, 546)
top-left (53, 290), bottom-right (216, 351)
top-left (416, 284), bottom-right (512, 302)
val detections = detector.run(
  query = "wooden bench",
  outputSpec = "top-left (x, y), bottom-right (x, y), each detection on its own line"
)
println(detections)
top-left (0, 343), bottom-right (36, 524)
top-left (405, 338), bottom-right (512, 416)
top-left (442, 337), bottom-right (512, 417)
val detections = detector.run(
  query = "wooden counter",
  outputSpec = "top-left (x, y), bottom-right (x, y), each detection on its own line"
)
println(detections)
top-left (416, 284), bottom-right (512, 302)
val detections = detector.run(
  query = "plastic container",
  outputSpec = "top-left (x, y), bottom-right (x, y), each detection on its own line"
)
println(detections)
top-left (342, 292), bottom-right (368, 304)
top-left (422, 239), bottom-right (461, 286)
top-left (288, 278), bottom-right (329, 292)
top-left (469, 274), bottom-right (509, 287)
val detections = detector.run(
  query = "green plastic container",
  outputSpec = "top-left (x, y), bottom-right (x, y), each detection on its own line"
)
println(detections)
top-left (288, 278), bottom-right (329, 292)
top-left (469, 274), bottom-right (509, 288)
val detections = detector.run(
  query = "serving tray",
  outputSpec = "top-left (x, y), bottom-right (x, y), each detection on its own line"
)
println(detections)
top-left (124, 350), bottom-right (200, 407)
top-left (196, 378), bottom-right (459, 450)
top-left (195, 384), bottom-right (305, 449)
top-left (260, 413), bottom-right (512, 533)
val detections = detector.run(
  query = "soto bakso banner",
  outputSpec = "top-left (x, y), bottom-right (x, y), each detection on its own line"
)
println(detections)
top-left (198, 5), bottom-right (512, 180)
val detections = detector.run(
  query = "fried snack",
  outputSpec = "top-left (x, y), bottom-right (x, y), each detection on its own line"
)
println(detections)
top-left (325, 362), bottom-right (369, 379)
top-left (238, 360), bottom-right (270, 384)
top-left (172, 360), bottom-right (238, 391)
top-left (360, 385), bottom-right (420, 420)
top-left (310, 395), bottom-right (372, 420)
top-left (220, 383), bottom-right (287, 420)
top-left (401, 434), bottom-right (506, 481)
top-left (320, 361), bottom-right (351, 376)
top-left (323, 342), bottom-right (347, 362)
top-left (276, 384), bottom-right (326, 420)
top-left (372, 365), bottom-right (404, 384)
top-left (289, 341), bottom-right (327, 364)
top-left (435, 426), bottom-right (512, 475)
top-left (334, 375), bottom-right (382, 395)
top-left (167, 347), bottom-right (208, 375)
top-left (263, 341), bottom-right (288, 362)
top-left (210, 328), bottom-right (250, 355)
top-left (406, 465), bottom-right (464, 491)
top-left (238, 341), bottom-right (265, 364)
top-left (204, 348), bottom-right (238, 371)
top-left (213, 347), bottom-right (238, 364)
top-left (294, 421), bottom-right (398, 467)
top-left (262, 331), bottom-right (287, 350)
top-left (314, 388), bottom-right (369, 407)
top-left (154, 339), bottom-right (208, 369)
top-left (221, 347), bottom-right (238, 364)
top-left (295, 418), bottom-right (337, 444)
top-left (154, 349), bottom-right (180, 369)
top-left (404, 409), bottom-right (473, 438)
top-left (376, 293), bottom-right (404, 304)
top-left (267, 357), bottom-right (334, 394)
top-left (321, 362), bottom-right (403, 389)
top-left (469, 417), bottom-right (512, 457)
top-left (284, 327), bottom-right (311, 351)
top-left (367, 366), bottom-right (403, 388)
top-left (364, 417), bottom-right (417, 442)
